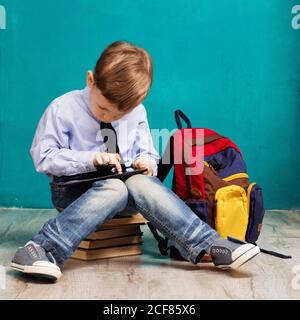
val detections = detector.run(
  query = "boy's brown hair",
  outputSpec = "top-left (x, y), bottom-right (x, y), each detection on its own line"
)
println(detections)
top-left (94, 41), bottom-right (153, 111)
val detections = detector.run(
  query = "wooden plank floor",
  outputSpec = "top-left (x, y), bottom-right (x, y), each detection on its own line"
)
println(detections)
top-left (0, 208), bottom-right (299, 299)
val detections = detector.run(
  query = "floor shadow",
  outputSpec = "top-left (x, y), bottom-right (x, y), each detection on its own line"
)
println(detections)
top-left (6, 269), bottom-right (57, 284)
top-left (141, 247), bottom-right (169, 260)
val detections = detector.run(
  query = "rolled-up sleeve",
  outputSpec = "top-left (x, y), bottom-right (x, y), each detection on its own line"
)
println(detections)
top-left (30, 103), bottom-right (97, 177)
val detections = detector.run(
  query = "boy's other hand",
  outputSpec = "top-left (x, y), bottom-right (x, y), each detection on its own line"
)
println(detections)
top-left (93, 152), bottom-right (122, 174)
top-left (133, 158), bottom-right (153, 176)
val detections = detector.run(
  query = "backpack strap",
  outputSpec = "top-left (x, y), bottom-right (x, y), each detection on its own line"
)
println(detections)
top-left (175, 109), bottom-right (192, 129)
top-left (147, 223), bottom-right (170, 256)
top-left (255, 244), bottom-right (292, 259)
top-left (227, 236), bottom-right (292, 259)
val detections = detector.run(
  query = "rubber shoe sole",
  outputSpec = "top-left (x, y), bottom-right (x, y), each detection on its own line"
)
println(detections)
top-left (216, 244), bottom-right (260, 270)
top-left (10, 261), bottom-right (62, 281)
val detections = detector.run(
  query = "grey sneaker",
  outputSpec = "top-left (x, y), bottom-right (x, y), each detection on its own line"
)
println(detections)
top-left (10, 241), bottom-right (62, 280)
top-left (209, 237), bottom-right (260, 270)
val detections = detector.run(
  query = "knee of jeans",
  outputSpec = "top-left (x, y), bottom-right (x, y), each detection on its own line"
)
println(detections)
top-left (125, 174), bottom-right (158, 196)
top-left (93, 178), bottom-right (128, 199)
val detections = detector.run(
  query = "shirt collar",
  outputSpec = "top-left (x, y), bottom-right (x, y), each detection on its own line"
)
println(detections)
top-left (81, 86), bottom-right (101, 123)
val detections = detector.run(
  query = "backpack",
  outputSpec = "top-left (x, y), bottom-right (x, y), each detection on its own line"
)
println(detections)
top-left (150, 109), bottom-right (291, 260)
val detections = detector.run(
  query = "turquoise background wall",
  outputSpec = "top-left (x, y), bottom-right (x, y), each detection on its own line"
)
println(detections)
top-left (0, 0), bottom-right (299, 209)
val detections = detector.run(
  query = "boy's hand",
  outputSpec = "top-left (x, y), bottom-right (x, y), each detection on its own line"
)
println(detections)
top-left (133, 158), bottom-right (153, 176)
top-left (93, 152), bottom-right (122, 174)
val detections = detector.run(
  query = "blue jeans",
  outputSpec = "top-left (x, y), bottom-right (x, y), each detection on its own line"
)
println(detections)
top-left (33, 175), bottom-right (220, 266)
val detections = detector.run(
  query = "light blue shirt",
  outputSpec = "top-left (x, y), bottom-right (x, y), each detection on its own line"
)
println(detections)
top-left (30, 87), bottom-right (159, 178)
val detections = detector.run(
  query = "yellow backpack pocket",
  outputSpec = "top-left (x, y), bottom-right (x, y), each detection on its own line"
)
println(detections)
top-left (215, 185), bottom-right (248, 241)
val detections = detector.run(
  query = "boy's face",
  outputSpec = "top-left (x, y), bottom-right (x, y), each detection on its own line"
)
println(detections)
top-left (87, 71), bottom-right (133, 123)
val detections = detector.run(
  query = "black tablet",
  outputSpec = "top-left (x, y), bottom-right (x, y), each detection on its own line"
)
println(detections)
top-left (53, 168), bottom-right (147, 186)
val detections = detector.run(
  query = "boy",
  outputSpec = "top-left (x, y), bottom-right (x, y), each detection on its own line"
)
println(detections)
top-left (11, 41), bottom-right (260, 281)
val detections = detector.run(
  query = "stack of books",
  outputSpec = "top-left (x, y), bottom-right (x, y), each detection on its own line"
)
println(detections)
top-left (72, 213), bottom-right (148, 261)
